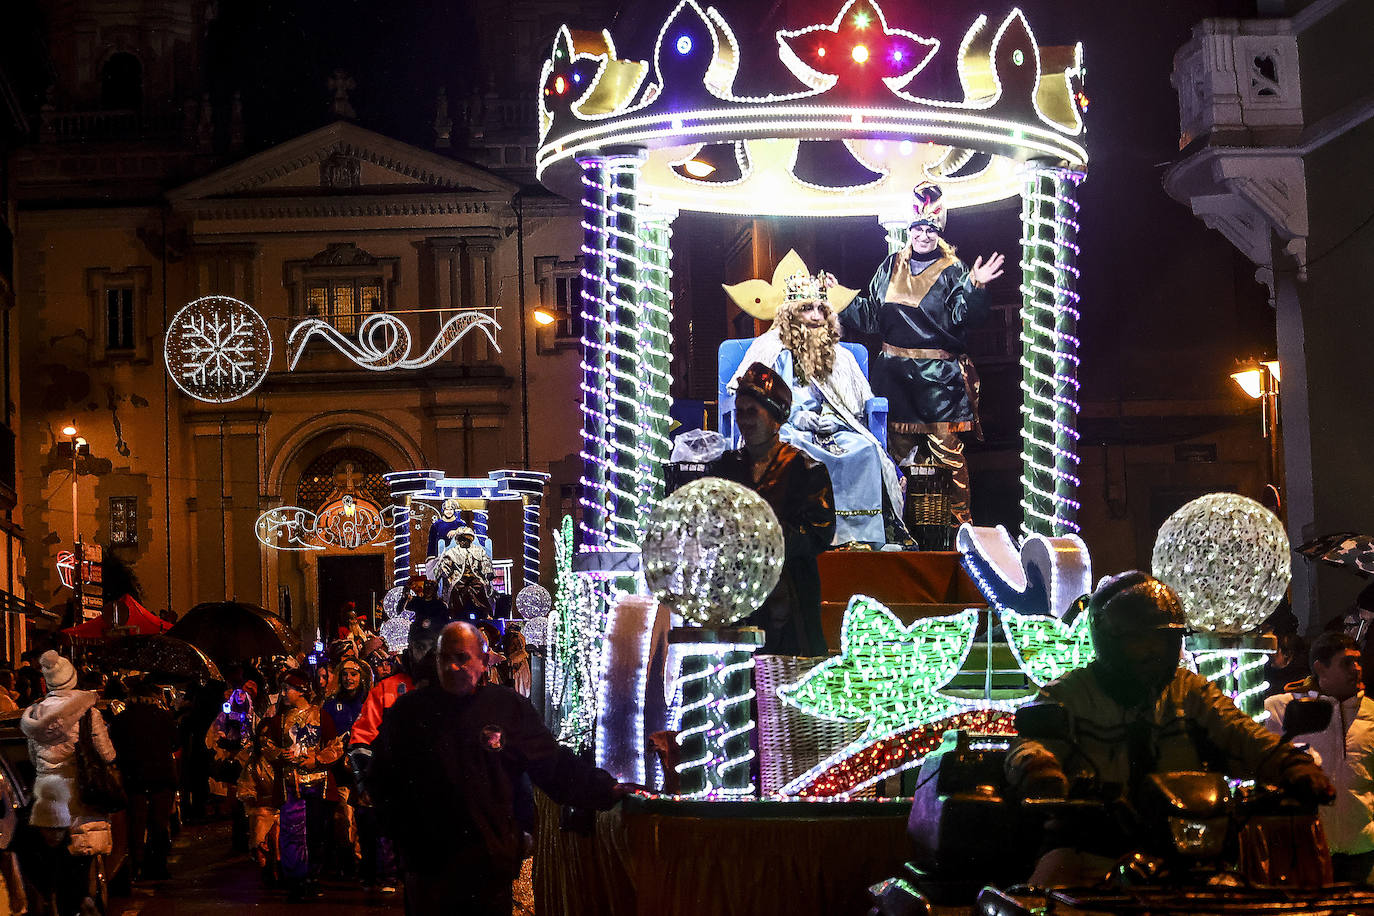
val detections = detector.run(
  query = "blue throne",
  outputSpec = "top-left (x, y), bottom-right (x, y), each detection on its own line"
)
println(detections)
top-left (717, 339), bottom-right (888, 447)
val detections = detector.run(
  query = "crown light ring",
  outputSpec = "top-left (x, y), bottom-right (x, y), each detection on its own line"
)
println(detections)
top-left (537, 1), bottom-right (1087, 220)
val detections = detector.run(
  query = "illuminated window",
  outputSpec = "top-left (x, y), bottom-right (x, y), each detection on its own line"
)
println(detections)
top-left (534, 255), bottom-right (584, 347)
top-left (304, 279), bottom-right (383, 334)
top-left (109, 497), bottom-right (137, 546)
top-left (285, 244), bottom-right (399, 339)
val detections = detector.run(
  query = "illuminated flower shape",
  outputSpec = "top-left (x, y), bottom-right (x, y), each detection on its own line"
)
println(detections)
top-left (1151, 493), bottom-right (1290, 636)
top-left (642, 477), bottom-right (784, 627)
top-left (778, 596), bottom-right (979, 737)
top-left (164, 295), bottom-right (272, 404)
top-left (777, 0), bottom-right (939, 95)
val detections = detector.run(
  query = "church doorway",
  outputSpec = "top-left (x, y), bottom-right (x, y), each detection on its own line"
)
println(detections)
top-left (316, 554), bottom-right (385, 643)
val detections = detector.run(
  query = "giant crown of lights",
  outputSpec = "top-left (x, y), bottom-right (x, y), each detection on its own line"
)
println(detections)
top-left (537, 0), bottom-right (1086, 218)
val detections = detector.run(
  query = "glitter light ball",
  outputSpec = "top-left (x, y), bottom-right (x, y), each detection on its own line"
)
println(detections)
top-left (521, 616), bottom-right (548, 647)
top-left (642, 477), bottom-right (785, 627)
top-left (515, 585), bottom-right (552, 620)
top-left (1151, 493), bottom-right (1291, 636)
top-left (164, 295), bottom-right (273, 403)
top-left (381, 586), bottom-right (406, 620)
top-left (380, 611), bottom-right (414, 652)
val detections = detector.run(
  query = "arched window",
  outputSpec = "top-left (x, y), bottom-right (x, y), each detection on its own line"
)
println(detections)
top-left (296, 448), bottom-right (391, 513)
top-left (100, 53), bottom-right (143, 110)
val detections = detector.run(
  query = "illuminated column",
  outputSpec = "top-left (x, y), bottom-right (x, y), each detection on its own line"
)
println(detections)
top-left (1019, 167), bottom-right (1085, 538)
top-left (578, 155), bottom-right (613, 549)
top-left (605, 153), bottom-right (646, 549)
top-left (383, 470), bottom-right (443, 587)
top-left (670, 628), bottom-right (763, 798)
top-left (494, 470), bottom-right (552, 588)
top-left (1190, 634), bottom-right (1274, 722)
top-left (472, 508), bottom-right (489, 544)
top-left (880, 218), bottom-right (909, 256)
top-left (637, 207), bottom-right (675, 522)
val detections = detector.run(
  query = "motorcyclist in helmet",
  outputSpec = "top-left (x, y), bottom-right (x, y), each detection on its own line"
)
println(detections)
top-left (1006, 571), bottom-right (1334, 885)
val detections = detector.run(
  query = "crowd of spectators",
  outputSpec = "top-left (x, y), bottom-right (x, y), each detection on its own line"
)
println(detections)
top-left (0, 574), bottom-right (547, 914)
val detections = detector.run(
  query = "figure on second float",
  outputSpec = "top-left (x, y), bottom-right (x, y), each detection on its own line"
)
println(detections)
top-left (842, 183), bottom-right (1004, 529)
top-left (437, 526), bottom-right (494, 621)
top-left (729, 269), bottom-right (907, 548)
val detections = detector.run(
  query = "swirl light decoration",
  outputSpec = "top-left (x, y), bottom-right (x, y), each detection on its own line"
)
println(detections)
top-left (1019, 168), bottom-right (1084, 537)
top-left (285, 310), bottom-right (501, 371)
top-left (164, 295), bottom-right (272, 403)
top-left (254, 495), bottom-right (400, 551)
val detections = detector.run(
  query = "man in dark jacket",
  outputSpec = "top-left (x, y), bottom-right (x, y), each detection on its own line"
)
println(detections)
top-left (717, 363), bottom-right (836, 656)
top-left (842, 183), bottom-right (1004, 528)
top-left (109, 677), bottom-right (179, 880)
top-left (366, 621), bottom-right (631, 915)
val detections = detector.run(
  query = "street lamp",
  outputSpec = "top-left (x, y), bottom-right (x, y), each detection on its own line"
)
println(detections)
top-left (531, 307), bottom-right (566, 327)
top-left (1230, 359), bottom-right (1281, 510)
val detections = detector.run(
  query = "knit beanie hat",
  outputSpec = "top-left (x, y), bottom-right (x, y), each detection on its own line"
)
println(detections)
top-left (39, 650), bottom-right (77, 692)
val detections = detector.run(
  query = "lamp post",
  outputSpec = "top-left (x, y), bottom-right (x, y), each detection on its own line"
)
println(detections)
top-left (61, 424), bottom-right (82, 612)
top-left (1231, 360), bottom-right (1282, 511)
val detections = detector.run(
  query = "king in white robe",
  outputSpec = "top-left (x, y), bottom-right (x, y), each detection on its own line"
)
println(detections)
top-left (730, 328), bottom-right (905, 546)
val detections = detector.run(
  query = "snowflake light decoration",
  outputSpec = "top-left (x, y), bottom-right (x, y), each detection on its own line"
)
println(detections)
top-left (164, 296), bottom-right (272, 403)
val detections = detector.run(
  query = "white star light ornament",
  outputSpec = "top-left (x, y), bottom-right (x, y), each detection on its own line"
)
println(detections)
top-left (165, 296), bottom-right (273, 403)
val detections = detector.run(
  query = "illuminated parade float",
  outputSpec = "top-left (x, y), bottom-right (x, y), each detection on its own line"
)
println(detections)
top-left (528, 1), bottom-right (1105, 912)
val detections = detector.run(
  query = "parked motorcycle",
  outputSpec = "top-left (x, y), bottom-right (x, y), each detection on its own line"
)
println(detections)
top-left (869, 698), bottom-right (1374, 916)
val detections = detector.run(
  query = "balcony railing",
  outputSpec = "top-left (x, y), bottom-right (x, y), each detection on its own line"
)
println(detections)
top-left (38, 108), bottom-right (185, 144)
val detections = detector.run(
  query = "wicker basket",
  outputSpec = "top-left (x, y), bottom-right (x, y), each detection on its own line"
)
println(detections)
top-left (755, 655), bottom-right (868, 796)
top-left (906, 462), bottom-right (954, 550)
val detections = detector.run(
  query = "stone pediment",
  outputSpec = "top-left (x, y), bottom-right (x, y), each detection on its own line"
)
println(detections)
top-left (168, 120), bottom-right (518, 202)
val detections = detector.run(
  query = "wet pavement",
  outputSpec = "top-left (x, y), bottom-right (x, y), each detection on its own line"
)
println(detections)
top-left (105, 820), bottom-right (535, 914)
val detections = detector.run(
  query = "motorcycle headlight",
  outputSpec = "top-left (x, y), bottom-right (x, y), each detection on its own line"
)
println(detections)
top-left (1168, 816), bottom-right (1227, 857)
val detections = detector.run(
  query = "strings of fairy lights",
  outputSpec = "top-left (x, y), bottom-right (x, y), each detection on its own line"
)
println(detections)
top-left (637, 212), bottom-right (675, 520)
top-left (1019, 167), bottom-right (1085, 538)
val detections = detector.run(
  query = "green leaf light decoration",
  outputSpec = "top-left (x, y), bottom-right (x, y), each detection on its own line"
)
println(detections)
top-left (1000, 606), bottom-right (1095, 688)
top-left (779, 596), bottom-right (979, 739)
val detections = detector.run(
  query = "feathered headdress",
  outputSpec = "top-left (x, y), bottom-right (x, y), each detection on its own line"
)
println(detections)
top-left (910, 182), bottom-right (946, 231)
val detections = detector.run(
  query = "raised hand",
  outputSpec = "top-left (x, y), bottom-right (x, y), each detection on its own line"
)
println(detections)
top-left (970, 252), bottom-right (1006, 287)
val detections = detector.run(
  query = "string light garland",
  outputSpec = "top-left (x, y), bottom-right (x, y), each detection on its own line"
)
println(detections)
top-left (285, 310), bottom-right (500, 371)
top-left (551, 516), bottom-right (606, 751)
top-left (164, 295), bottom-right (272, 403)
top-left (805, 709), bottom-right (1016, 797)
top-left (1019, 167), bottom-right (1085, 538)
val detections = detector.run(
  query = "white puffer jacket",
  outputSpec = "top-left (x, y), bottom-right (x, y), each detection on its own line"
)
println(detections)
top-left (1266, 682), bottom-right (1374, 855)
top-left (19, 688), bottom-right (116, 851)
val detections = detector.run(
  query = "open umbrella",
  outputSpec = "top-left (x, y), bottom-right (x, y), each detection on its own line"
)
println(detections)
top-left (86, 634), bottom-right (222, 682)
top-left (169, 601), bottom-right (300, 666)
top-left (1295, 532), bottom-right (1374, 578)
